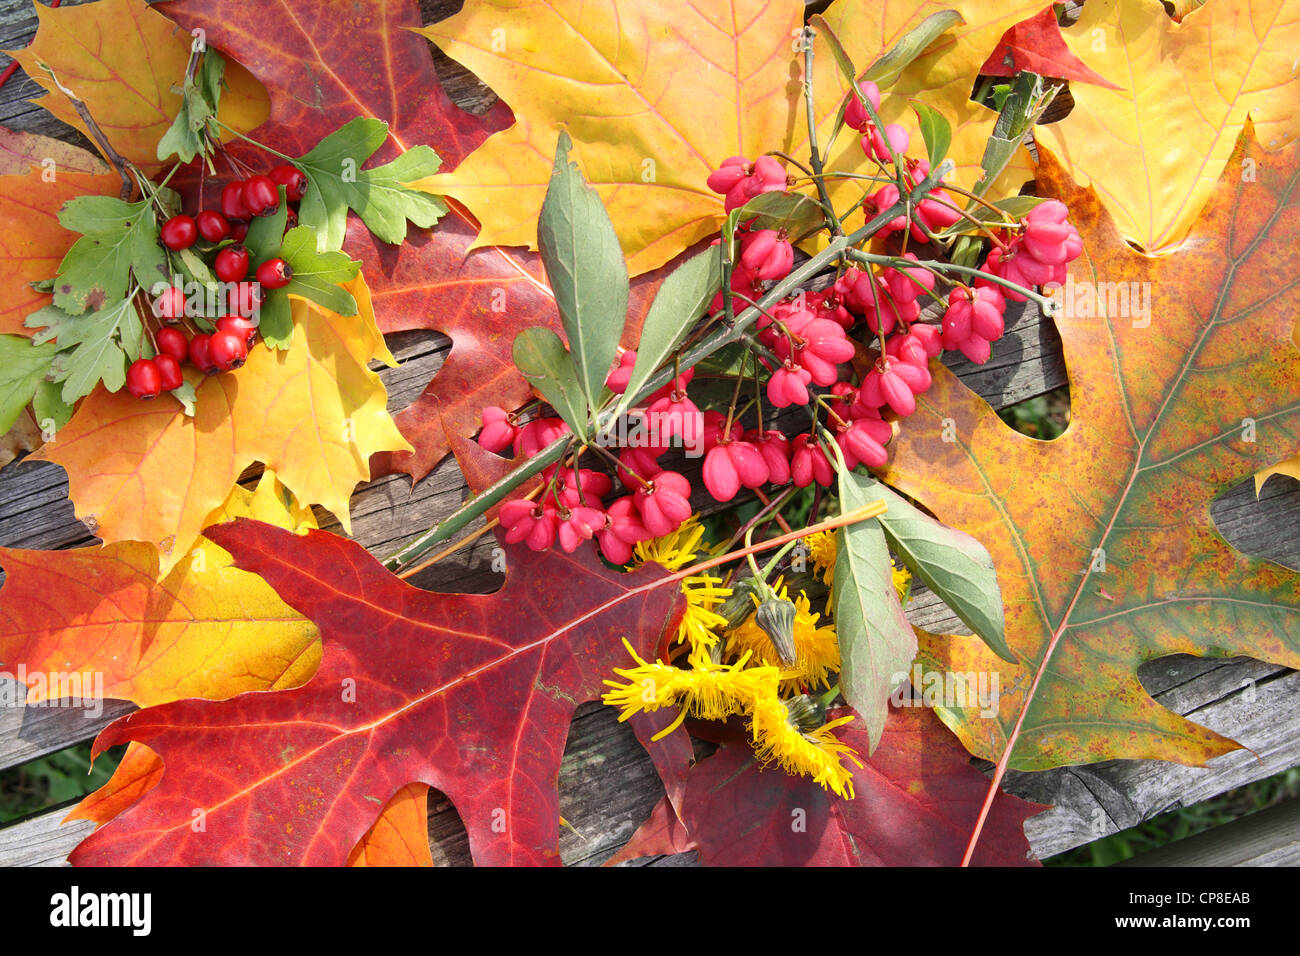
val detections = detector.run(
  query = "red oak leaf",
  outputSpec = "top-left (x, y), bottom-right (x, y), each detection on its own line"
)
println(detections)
top-left (68, 515), bottom-right (685, 866)
top-left (620, 707), bottom-right (1045, 866)
top-left (978, 6), bottom-right (1122, 89)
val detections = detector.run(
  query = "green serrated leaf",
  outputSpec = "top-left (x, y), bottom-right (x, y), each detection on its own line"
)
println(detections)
top-left (618, 247), bottom-right (719, 413)
top-left (912, 102), bottom-right (952, 169)
top-left (244, 189), bottom-right (289, 264)
top-left (43, 298), bottom-right (142, 403)
top-left (32, 379), bottom-right (73, 434)
top-left (0, 335), bottom-right (57, 434)
top-left (865, 480), bottom-right (1011, 662)
top-left (294, 117), bottom-right (446, 251)
top-left (831, 462), bottom-right (917, 753)
top-left (256, 292), bottom-right (293, 350)
top-left (537, 130), bottom-right (628, 418)
top-left (512, 327), bottom-right (587, 434)
top-left (279, 225), bottom-right (360, 316)
top-left (157, 49), bottom-right (226, 164)
top-left (170, 380), bottom-right (198, 417)
top-left (54, 197), bottom-right (165, 314)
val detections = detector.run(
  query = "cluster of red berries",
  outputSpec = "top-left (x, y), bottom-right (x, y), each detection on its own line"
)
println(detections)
top-left (127, 166), bottom-right (307, 399)
top-left (474, 85), bottom-right (1083, 556)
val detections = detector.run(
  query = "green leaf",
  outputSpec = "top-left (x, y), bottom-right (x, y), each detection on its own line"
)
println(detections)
top-left (973, 73), bottom-right (1052, 198)
top-left (863, 10), bottom-right (964, 87)
top-left (912, 103), bottom-right (952, 169)
top-left (295, 117), bottom-right (446, 251)
top-left (34, 298), bottom-right (144, 403)
top-left (537, 130), bottom-right (629, 419)
top-left (617, 247), bottom-right (719, 413)
top-left (157, 49), bottom-right (226, 164)
top-left (243, 189), bottom-right (289, 264)
top-left (866, 480), bottom-right (1012, 662)
top-left (170, 380), bottom-right (197, 417)
top-left (32, 379), bottom-right (73, 434)
top-left (0, 335), bottom-right (57, 434)
top-left (809, 15), bottom-right (857, 87)
top-left (512, 328), bottom-right (588, 435)
top-left (833, 467), bottom-right (918, 753)
top-left (54, 197), bottom-right (166, 314)
top-left (737, 191), bottom-right (826, 241)
top-left (255, 293), bottom-right (293, 350)
top-left (248, 225), bottom-right (360, 350)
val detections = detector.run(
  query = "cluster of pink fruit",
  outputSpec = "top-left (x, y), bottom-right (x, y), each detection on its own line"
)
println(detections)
top-left (474, 79), bottom-right (1083, 556)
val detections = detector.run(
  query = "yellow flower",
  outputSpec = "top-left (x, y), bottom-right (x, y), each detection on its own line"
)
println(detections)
top-left (749, 693), bottom-right (863, 799)
top-left (726, 584), bottom-right (840, 693)
top-left (803, 530), bottom-right (837, 587)
top-left (675, 574), bottom-right (732, 652)
top-left (602, 639), bottom-right (780, 739)
top-left (892, 560), bottom-right (912, 605)
top-left (636, 517), bottom-right (715, 571)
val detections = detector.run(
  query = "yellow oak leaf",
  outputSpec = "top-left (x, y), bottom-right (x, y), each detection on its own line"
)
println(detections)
top-left (0, 469), bottom-right (320, 709)
top-left (1039, 0), bottom-right (1300, 253)
top-left (35, 277), bottom-right (411, 573)
top-left (8, 0), bottom-right (269, 170)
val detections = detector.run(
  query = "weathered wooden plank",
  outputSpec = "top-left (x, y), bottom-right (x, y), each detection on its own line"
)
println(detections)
top-left (0, 802), bottom-right (93, 867)
top-left (1116, 796), bottom-right (1300, 867)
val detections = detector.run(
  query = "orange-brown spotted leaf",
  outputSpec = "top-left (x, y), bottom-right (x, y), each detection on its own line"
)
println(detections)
top-left (0, 470), bottom-right (319, 709)
top-left (0, 145), bottom-right (120, 336)
top-left (8, 0), bottom-right (269, 170)
top-left (880, 124), bottom-right (1300, 772)
top-left (35, 280), bottom-right (410, 572)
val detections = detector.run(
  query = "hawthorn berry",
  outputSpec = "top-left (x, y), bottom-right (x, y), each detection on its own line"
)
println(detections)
top-left (188, 333), bottom-right (217, 375)
top-left (242, 175), bottom-right (280, 217)
top-left (155, 326), bottom-right (189, 363)
top-left (126, 358), bottom-right (162, 399)
top-left (208, 330), bottom-right (248, 371)
top-left (221, 181), bottom-right (250, 222)
top-left (153, 353), bottom-right (184, 392)
top-left (256, 257), bottom-right (292, 289)
top-left (227, 281), bottom-right (265, 317)
top-left (269, 164), bottom-right (308, 202)
top-left (159, 215), bottom-right (198, 250)
top-left (230, 222), bottom-right (250, 242)
top-left (153, 287), bottom-right (187, 322)
top-left (216, 314), bottom-right (259, 347)
top-left (214, 244), bottom-right (251, 283)
top-left (195, 209), bottom-right (231, 243)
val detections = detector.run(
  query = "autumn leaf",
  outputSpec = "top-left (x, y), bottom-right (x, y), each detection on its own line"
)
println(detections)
top-left (35, 279), bottom-right (410, 572)
top-left (1256, 456), bottom-right (1300, 494)
top-left (8, 0), bottom-right (269, 170)
top-left (346, 784), bottom-right (434, 867)
top-left (878, 123), bottom-right (1300, 772)
top-left (618, 707), bottom-right (1043, 866)
top-left (0, 140), bottom-right (120, 337)
top-left (977, 5), bottom-right (1122, 88)
top-left (1038, 0), bottom-right (1300, 253)
top-left (413, 0), bottom-right (806, 275)
top-left (0, 470), bottom-right (320, 708)
top-left (66, 502), bottom-right (686, 865)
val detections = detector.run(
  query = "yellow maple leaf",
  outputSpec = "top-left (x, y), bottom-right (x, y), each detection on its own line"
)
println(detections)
top-left (1039, 0), bottom-right (1300, 253)
top-left (36, 277), bottom-right (411, 573)
top-left (0, 469), bottom-right (320, 709)
top-left (8, 0), bottom-right (269, 169)
top-left (413, 0), bottom-right (1036, 276)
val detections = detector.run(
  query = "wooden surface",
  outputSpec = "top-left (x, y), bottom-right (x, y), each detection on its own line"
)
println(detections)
top-left (1, 0), bottom-right (1299, 867)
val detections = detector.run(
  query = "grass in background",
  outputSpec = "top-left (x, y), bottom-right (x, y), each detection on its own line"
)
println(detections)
top-left (0, 743), bottom-right (122, 824)
top-left (998, 385), bottom-right (1071, 440)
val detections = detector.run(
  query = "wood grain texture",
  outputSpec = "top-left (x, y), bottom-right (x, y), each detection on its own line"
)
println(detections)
top-left (0, 0), bottom-right (1297, 868)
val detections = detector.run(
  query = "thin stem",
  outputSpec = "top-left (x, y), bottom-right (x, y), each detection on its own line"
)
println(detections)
top-left (38, 62), bottom-right (132, 199)
top-left (844, 248), bottom-right (1055, 312)
top-left (800, 25), bottom-right (842, 238)
top-left (753, 487), bottom-right (793, 535)
top-left (211, 117), bottom-right (295, 162)
top-left (720, 486), bottom-right (798, 553)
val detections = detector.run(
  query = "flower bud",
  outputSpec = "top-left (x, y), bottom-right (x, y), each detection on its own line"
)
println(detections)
top-left (783, 693), bottom-right (828, 731)
top-left (754, 597), bottom-right (798, 667)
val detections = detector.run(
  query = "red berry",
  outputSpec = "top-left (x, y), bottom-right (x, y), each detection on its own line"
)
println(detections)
top-left (159, 215), bottom-right (198, 250)
top-left (269, 164), bottom-right (308, 202)
top-left (221, 181), bottom-right (250, 222)
top-left (214, 244), bottom-right (250, 283)
top-left (126, 358), bottom-right (162, 399)
top-left (188, 333), bottom-right (217, 375)
top-left (227, 281), bottom-right (264, 317)
top-left (216, 314), bottom-right (258, 347)
top-left (208, 330), bottom-right (248, 371)
top-left (241, 175), bottom-right (280, 217)
top-left (155, 326), bottom-right (189, 363)
top-left (153, 287), bottom-right (187, 322)
top-left (284, 208), bottom-right (298, 231)
top-left (195, 209), bottom-right (231, 243)
top-left (230, 222), bottom-right (249, 242)
top-left (255, 257), bottom-right (292, 289)
top-left (153, 353), bottom-right (184, 391)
